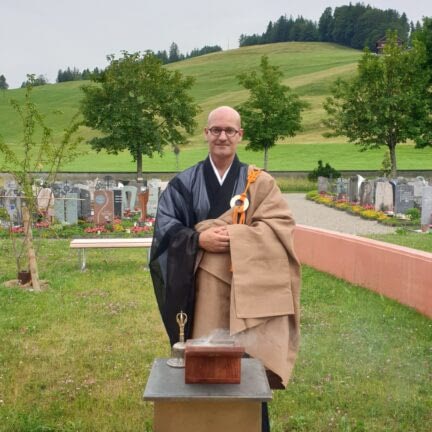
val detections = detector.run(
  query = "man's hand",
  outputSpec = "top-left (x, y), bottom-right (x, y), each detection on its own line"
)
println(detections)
top-left (198, 226), bottom-right (230, 253)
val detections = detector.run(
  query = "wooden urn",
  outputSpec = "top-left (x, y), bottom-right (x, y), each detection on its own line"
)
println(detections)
top-left (184, 339), bottom-right (245, 384)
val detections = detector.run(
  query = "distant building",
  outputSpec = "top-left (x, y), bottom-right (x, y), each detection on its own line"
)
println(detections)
top-left (375, 36), bottom-right (403, 54)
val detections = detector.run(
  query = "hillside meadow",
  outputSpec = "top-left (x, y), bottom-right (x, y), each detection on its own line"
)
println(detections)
top-left (1, 41), bottom-right (431, 172)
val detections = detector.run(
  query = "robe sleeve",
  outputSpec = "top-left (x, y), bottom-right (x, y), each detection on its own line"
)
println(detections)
top-left (149, 180), bottom-right (200, 345)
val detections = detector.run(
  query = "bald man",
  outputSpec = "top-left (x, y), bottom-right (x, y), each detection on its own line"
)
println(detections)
top-left (150, 107), bottom-right (301, 432)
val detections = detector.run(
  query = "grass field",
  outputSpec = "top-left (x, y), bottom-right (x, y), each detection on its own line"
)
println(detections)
top-left (58, 142), bottom-right (432, 172)
top-left (0, 239), bottom-right (431, 431)
top-left (1, 42), bottom-right (431, 173)
top-left (0, 42), bottom-right (370, 172)
top-left (366, 231), bottom-right (432, 253)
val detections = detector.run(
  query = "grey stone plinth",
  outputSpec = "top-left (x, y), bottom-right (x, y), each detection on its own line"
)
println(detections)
top-left (143, 358), bottom-right (272, 402)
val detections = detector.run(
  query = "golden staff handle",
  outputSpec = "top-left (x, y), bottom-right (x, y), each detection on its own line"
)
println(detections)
top-left (176, 311), bottom-right (188, 343)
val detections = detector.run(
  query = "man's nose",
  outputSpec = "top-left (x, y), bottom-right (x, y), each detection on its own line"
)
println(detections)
top-left (219, 130), bottom-right (228, 139)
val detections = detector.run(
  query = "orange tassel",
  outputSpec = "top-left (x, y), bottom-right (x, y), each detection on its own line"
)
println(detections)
top-left (232, 169), bottom-right (261, 225)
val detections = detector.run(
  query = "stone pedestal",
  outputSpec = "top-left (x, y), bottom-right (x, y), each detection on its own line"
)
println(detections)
top-left (143, 358), bottom-right (271, 432)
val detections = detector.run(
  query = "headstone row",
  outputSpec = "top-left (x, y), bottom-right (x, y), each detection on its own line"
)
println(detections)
top-left (318, 175), bottom-right (432, 225)
top-left (0, 177), bottom-right (168, 226)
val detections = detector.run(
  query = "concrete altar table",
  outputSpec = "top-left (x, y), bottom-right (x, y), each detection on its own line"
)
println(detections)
top-left (143, 358), bottom-right (272, 432)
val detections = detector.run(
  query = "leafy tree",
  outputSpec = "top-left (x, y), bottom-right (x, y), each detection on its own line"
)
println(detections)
top-left (323, 32), bottom-right (431, 178)
top-left (0, 78), bottom-right (82, 289)
top-left (236, 55), bottom-right (307, 170)
top-left (413, 17), bottom-right (432, 151)
top-left (80, 51), bottom-right (200, 179)
top-left (168, 42), bottom-right (180, 63)
top-left (319, 7), bottom-right (333, 42)
top-left (21, 74), bottom-right (48, 88)
top-left (0, 74), bottom-right (9, 90)
top-left (414, 18), bottom-right (432, 86)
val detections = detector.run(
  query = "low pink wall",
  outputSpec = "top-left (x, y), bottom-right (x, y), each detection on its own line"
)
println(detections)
top-left (293, 224), bottom-right (432, 318)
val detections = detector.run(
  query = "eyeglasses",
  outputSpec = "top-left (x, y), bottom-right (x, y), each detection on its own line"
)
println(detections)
top-left (208, 127), bottom-right (239, 137)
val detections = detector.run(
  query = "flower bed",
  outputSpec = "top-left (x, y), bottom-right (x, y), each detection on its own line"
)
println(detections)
top-left (0, 217), bottom-right (155, 239)
top-left (305, 191), bottom-right (418, 227)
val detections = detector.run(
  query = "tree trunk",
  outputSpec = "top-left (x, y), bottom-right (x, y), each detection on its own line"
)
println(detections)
top-left (136, 151), bottom-right (143, 182)
top-left (22, 206), bottom-right (41, 292)
top-left (389, 143), bottom-right (397, 178)
top-left (263, 146), bottom-right (269, 171)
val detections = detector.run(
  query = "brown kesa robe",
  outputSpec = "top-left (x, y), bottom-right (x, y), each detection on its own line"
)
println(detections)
top-left (192, 169), bottom-right (301, 387)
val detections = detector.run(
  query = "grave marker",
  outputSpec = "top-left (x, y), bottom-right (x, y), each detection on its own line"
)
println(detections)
top-left (394, 183), bottom-right (414, 214)
top-left (421, 186), bottom-right (432, 232)
top-left (147, 179), bottom-right (161, 217)
top-left (374, 181), bottom-right (393, 212)
top-left (94, 190), bottom-right (114, 224)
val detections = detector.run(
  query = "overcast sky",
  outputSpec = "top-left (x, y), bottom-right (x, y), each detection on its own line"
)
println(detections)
top-left (1, 0), bottom-right (431, 88)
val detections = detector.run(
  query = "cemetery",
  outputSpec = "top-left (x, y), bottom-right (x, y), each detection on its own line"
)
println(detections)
top-left (1, 13), bottom-right (432, 430)
top-left (0, 175), bottom-right (165, 239)
top-left (308, 174), bottom-right (432, 230)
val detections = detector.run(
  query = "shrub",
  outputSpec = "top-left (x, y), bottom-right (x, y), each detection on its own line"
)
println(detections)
top-left (405, 208), bottom-right (420, 222)
top-left (308, 160), bottom-right (341, 181)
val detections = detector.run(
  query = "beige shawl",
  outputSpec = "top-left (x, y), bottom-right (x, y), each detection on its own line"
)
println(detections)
top-left (192, 169), bottom-right (301, 387)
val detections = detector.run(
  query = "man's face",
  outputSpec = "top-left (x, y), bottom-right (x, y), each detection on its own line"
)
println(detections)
top-left (204, 108), bottom-right (243, 161)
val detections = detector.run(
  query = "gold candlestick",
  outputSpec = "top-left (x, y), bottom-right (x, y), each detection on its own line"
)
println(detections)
top-left (167, 311), bottom-right (188, 368)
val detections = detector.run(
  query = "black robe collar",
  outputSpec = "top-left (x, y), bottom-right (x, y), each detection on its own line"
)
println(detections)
top-left (204, 155), bottom-right (241, 219)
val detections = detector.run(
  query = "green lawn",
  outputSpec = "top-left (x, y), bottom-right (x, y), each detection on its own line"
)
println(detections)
top-left (0, 42), bottom-right (365, 170)
top-left (366, 231), bottom-right (432, 253)
top-left (57, 142), bottom-right (432, 172)
top-left (0, 239), bottom-right (430, 431)
top-left (2, 42), bottom-right (431, 173)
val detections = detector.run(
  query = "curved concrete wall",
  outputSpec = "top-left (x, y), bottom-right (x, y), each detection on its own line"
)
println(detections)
top-left (293, 224), bottom-right (432, 318)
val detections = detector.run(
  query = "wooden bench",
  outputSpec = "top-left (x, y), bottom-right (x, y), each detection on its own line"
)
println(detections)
top-left (70, 238), bottom-right (153, 271)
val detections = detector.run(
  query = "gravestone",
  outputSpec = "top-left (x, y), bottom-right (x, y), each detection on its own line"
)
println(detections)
top-left (53, 199), bottom-right (66, 223)
top-left (336, 178), bottom-right (348, 200)
top-left (37, 187), bottom-right (55, 218)
top-left (79, 189), bottom-right (92, 221)
top-left (348, 176), bottom-right (359, 203)
top-left (359, 180), bottom-right (374, 206)
top-left (421, 186), bottom-right (432, 231)
top-left (394, 183), bottom-right (414, 215)
top-left (0, 187), bottom-right (5, 208)
top-left (86, 179), bottom-right (98, 201)
top-left (122, 186), bottom-right (138, 212)
top-left (410, 177), bottom-right (427, 207)
top-left (94, 190), bottom-right (114, 224)
top-left (103, 175), bottom-right (116, 190)
top-left (61, 182), bottom-right (72, 196)
top-left (4, 187), bottom-right (22, 225)
top-left (374, 181), bottom-right (393, 212)
top-left (65, 192), bottom-right (78, 225)
top-left (147, 179), bottom-right (161, 217)
top-left (159, 181), bottom-right (169, 193)
top-left (317, 176), bottom-right (329, 194)
top-left (113, 188), bottom-right (123, 218)
top-left (138, 189), bottom-right (150, 221)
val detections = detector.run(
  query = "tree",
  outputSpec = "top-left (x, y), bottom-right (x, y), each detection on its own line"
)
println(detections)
top-left (168, 42), bottom-right (180, 63)
top-left (21, 74), bottom-right (48, 88)
top-left (236, 55), bottom-right (307, 170)
top-left (80, 51), bottom-right (200, 179)
top-left (323, 32), bottom-right (431, 178)
top-left (413, 17), bottom-right (432, 150)
top-left (319, 7), bottom-right (333, 42)
top-left (0, 74), bottom-right (9, 90)
top-left (0, 78), bottom-right (82, 289)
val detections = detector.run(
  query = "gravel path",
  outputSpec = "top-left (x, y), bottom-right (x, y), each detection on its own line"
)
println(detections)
top-left (283, 193), bottom-right (396, 235)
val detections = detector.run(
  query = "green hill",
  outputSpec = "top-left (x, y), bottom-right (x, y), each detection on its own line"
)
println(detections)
top-left (1, 42), bottom-right (431, 172)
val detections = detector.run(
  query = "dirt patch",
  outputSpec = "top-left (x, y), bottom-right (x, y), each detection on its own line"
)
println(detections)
top-left (2, 279), bottom-right (50, 291)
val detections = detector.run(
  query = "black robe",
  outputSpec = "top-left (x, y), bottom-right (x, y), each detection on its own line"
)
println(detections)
top-left (149, 155), bottom-right (248, 345)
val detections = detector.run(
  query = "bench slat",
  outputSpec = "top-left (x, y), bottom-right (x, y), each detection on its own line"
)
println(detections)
top-left (70, 238), bottom-right (153, 248)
